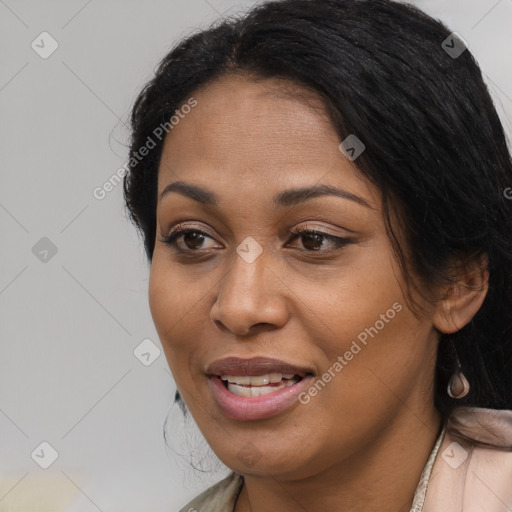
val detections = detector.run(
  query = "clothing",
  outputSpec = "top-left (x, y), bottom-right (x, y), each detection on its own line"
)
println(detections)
top-left (179, 407), bottom-right (512, 512)
top-left (423, 407), bottom-right (512, 511)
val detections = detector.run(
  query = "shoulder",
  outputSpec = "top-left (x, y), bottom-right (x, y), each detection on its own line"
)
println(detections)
top-left (423, 407), bottom-right (512, 511)
top-left (178, 472), bottom-right (244, 512)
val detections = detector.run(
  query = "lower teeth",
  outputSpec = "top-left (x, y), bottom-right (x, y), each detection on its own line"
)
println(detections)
top-left (224, 377), bottom-right (300, 397)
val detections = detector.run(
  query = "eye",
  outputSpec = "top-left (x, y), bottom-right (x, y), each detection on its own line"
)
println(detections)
top-left (287, 225), bottom-right (352, 252)
top-left (160, 224), bottom-right (221, 252)
top-left (159, 223), bottom-right (352, 255)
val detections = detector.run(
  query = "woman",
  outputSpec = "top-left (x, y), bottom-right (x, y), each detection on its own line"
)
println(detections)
top-left (123, 0), bottom-right (512, 510)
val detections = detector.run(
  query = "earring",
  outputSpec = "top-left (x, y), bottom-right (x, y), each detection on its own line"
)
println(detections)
top-left (447, 370), bottom-right (470, 399)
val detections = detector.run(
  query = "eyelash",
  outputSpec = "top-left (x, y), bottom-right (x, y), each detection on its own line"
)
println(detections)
top-left (159, 223), bottom-right (352, 255)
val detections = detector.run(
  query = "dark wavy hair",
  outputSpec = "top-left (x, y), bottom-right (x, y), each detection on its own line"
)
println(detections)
top-left (123, 0), bottom-right (512, 422)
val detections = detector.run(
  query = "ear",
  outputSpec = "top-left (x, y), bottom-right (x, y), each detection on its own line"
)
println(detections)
top-left (432, 254), bottom-right (489, 334)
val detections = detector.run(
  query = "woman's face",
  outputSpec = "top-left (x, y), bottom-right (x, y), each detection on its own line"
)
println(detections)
top-left (149, 74), bottom-right (441, 479)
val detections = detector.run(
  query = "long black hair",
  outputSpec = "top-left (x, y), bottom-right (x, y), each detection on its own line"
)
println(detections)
top-left (123, 0), bottom-right (512, 421)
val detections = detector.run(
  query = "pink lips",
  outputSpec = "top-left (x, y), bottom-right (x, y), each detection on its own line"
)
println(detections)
top-left (206, 357), bottom-right (314, 421)
top-left (207, 356), bottom-right (311, 377)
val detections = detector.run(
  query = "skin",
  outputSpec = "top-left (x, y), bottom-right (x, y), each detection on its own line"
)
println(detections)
top-left (148, 74), bottom-right (488, 512)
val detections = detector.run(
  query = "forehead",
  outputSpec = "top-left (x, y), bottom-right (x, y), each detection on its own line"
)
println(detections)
top-left (157, 74), bottom-right (377, 209)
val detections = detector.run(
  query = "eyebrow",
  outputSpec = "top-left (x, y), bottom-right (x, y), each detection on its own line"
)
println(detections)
top-left (159, 180), bottom-right (373, 209)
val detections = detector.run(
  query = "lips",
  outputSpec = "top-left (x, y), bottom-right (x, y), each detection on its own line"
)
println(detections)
top-left (206, 356), bottom-right (314, 421)
top-left (206, 356), bottom-right (312, 378)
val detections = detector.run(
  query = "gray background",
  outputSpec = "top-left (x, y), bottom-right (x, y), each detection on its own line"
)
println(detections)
top-left (1, 0), bottom-right (511, 510)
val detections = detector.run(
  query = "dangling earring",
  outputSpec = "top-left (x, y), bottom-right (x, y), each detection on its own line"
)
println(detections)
top-left (447, 368), bottom-right (470, 399)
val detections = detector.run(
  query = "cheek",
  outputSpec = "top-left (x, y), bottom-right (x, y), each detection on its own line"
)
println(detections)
top-left (297, 249), bottom-right (406, 353)
top-left (148, 259), bottom-right (201, 370)
top-left (148, 262), bottom-right (174, 341)
top-left (298, 250), bottom-right (430, 406)
top-left (307, 294), bottom-right (432, 423)
top-left (149, 254), bottom-right (208, 329)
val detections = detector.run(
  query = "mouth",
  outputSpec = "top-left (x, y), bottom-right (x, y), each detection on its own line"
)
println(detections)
top-left (206, 357), bottom-right (314, 420)
top-left (218, 373), bottom-right (304, 397)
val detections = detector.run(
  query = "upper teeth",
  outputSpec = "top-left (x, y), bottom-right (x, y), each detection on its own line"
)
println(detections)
top-left (220, 373), bottom-right (296, 386)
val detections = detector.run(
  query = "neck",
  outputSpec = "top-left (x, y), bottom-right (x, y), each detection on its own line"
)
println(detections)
top-left (234, 406), bottom-right (442, 512)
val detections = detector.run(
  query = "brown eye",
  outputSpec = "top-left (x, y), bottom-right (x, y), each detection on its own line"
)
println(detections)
top-left (160, 226), bottom-right (220, 252)
top-left (301, 232), bottom-right (324, 251)
top-left (182, 231), bottom-right (206, 250)
top-left (288, 227), bottom-right (352, 252)
top-left (160, 224), bottom-right (351, 256)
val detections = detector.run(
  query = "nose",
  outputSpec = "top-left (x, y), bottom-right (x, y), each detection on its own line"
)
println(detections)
top-left (209, 245), bottom-right (290, 336)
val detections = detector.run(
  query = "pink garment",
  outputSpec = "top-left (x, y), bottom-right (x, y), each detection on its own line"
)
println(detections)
top-left (423, 407), bottom-right (512, 511)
